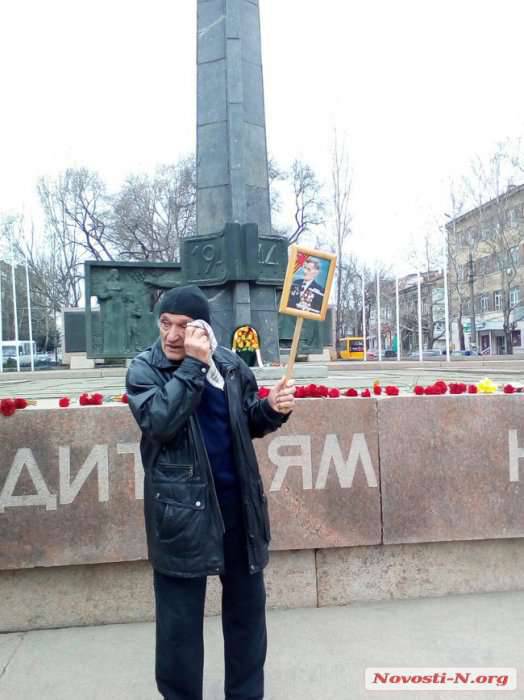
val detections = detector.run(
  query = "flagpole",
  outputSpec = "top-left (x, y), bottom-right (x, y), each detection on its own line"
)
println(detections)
top-left (417, 271), bottom-right (423, 362)
top-left (25, 253), bottom-right (34, 371)
top-left (443, 238), bottom-right (451, 363)
top-left (362, 275), bottom-right (367, 362)
top-left (396, 276), bottom-right (400, 361)
top-left (376, 270), bottom-right (382, 362)
top-left (11, 244), bottom-right (20, 372)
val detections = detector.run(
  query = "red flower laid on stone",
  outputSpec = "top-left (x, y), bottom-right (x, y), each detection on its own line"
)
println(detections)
top-left (79, 392), bottom-right (105, 406)
top-left (504, 384), bottom-right (516, 394)
top-left (258, 386), bottom-right (270, 398)
top-left (345, 388), bottom-right (359, 397)
top-left (1, 398), bottom-right (16, 417)
top-left (14, 397), bottom-right (28, 409)
top-left (294, 386), bottom-right (306, 398)
top-left (413, 385), bottom-right (425, 395)
top-left (328, 388), bottom-right (340, 398)
top-left (385, 385), bottom-right (399, 396)
top-left (361, 388), bottom-right (371, 398)
top-left (449, 382), bottom-right (467, 395)
top-left (121, 393), bottom-right (129, 404)
top-left (373, 383), bottom-right (382, 396)
top-left (59, 397), bottom-right (71, 408)
top-left (421, 380), bottom-right (447, 395)
top-left (467, 384), bottom-right (478, 394)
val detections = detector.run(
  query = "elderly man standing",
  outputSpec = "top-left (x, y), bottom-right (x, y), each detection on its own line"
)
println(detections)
top-left (126, 285), bottom-right (294, 700)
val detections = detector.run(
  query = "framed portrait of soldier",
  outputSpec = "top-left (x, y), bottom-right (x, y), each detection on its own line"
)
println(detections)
top-left (279, 245), bottom-right (336, 321)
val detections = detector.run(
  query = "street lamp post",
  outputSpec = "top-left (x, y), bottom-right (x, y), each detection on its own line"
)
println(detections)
top-left (362, 275), bottom-right (367, 362)
top-left (467, 251), bottom-right (477, 351)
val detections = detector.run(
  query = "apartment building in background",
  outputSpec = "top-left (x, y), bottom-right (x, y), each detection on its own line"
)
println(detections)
top-left (446, 184), bottom-right (524, 355)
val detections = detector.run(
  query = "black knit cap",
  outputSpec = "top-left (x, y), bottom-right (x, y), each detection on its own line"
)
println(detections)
top-left (157, 285), bottom-right (210, 323)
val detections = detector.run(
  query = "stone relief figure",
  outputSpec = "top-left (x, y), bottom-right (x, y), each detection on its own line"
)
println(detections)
top-left (97, 268), bottom-right (127, 354)
top-left (124, 295), bottom-right (143, 353)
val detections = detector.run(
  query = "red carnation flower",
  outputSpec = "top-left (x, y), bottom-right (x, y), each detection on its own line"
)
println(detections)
top-left (467, 384), bottom-right (478, 394)
top-left (373, 384), bottom-right (382, 396)
top-left (1, 398), bottom-right (16, 417)
top-left (345, 388), bottom-right (358, 397)
top-left (328, 388), bottom-right (340, 398)
top-left (294, 386), bottom-right (306, 398)
top-left (258, 387), bottom-right (270, 398)
top-left (361, 388), bottom-right (371, 398)
top-left (59, 397), bottom-right (70, 408)
top-left (504, 384), bottom-right (516, 394)
top-left (91, 392), bottom-right (104, 405)
top-left (14, 397), bottom-right (28, 409)
top-left (413, 385), bottom-right (425, 395)
top-left (79, 393), bottom-right (90, 406)
top-left (121, 393), bottom-right (129, 404)
top-left (449, 382), bottom-right (467, 395)
top-left (318, 385), bottom-right (329, 397)
top-left (434, 380), bottom-right (448, 394)
top-left (385, 385), bottom-right (399, 396)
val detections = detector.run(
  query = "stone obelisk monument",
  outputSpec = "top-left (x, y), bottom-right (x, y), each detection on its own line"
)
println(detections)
top-left (197, 0), bottom-right (283, 362)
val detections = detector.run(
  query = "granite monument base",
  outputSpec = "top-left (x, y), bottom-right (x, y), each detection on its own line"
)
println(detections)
top-left (1, 537), bottom-right (523, 632)
top-left (2, 395), bottom-right (524, 631)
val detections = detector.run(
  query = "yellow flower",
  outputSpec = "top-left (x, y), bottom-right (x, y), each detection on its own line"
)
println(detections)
top-left (477, 377), bottom-right (497, 393)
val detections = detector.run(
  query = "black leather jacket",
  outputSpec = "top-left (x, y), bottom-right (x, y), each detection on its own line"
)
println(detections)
top-left (125, 338), bottom-right (289, 577)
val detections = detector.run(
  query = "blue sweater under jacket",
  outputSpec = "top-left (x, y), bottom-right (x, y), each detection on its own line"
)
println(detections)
top-left (196, 382), bottom-right (241, 507)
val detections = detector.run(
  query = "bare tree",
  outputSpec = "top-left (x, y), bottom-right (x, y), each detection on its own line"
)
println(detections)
top-left (38, 168), bottom-right (115, 264)
top-left (112, 159), bottom-right (196, 262)
top-left (331, 132), bottom-right (352, 344)
top-left (404, 227), bottom-right (447, 350)
top-left (268, 156), bottom-right (286, 229)
top-left (0, 216), bottom-right (62, 350)
top-left (338, 260), bottom-right (377, 340)
top-left (268, 157), bottom-right (326, 243)
top-left (287, 160), bottom-right (325, 244)
top-left (398, 271), bottom-right (445, 351)
top-left (445, 184), bottom-right (470, 350)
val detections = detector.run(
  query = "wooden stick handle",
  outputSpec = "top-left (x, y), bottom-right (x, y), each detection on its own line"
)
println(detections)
top-left (285, 316), bottom-right (304, 381)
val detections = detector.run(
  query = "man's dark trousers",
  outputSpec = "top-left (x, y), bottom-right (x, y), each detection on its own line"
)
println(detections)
top-left (153, 493), bottom-right (267, 700)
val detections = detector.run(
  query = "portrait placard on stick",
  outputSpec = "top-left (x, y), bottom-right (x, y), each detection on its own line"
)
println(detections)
top-left (279, 245), bottom-right (337, 379)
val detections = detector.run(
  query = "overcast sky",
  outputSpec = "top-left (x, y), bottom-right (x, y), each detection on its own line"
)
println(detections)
top-left (2, 0), bottom-right (524, 273)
